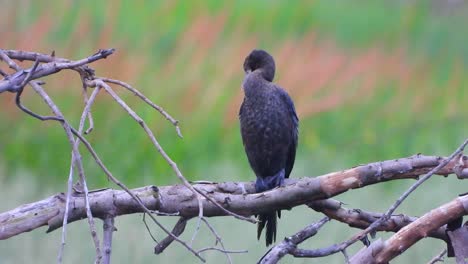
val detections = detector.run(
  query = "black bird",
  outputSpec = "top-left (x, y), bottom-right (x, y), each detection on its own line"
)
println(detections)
top-left (239, 49), bottom-right (299, 246)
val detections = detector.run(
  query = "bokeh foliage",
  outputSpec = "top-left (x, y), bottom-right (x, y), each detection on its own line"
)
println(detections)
top-left (1, 0), bottom-right (467, 186)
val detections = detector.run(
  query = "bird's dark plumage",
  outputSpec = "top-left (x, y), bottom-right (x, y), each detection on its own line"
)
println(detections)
top-left (239, 49), bottom-right (299, 246)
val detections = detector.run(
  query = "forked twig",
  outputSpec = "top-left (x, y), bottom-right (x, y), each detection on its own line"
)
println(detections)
top-left (58, 86), bottom-right (101, 263)
top-left (32, 84), bottom-right (102, 263)
top-left (0, 49), bottom-right (102, 263)
top-left (100, 77), bottom-right (182, 138)
top-left (427, 249), bottom-right (447, 264)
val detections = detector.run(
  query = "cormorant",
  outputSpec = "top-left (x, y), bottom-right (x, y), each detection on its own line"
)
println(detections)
top-left (239, 49), bottom-right (299, 246)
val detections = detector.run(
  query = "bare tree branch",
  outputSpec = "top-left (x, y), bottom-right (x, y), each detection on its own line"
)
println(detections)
top-left (259, 217), bottom-right (330, 264)
top-left (58, 83), bottom-right (101, 263)
top-left (355, 194), bottom-right (468, 263)
top-left (102, 217), bottom-right (116, 264)
top-left (427, 249), bottom-right (447, 264)
top-left (0, 154), bottom-right (464, 240)
top-left (382, 139), bottom-right (468, 221)
top-left (100, 77), bottom-right (182, 138)
top-left (316, 140), bottom-right (468, 264)
top-left (309, 199), bottom-right (448, 241)
top-left (445, 225), bottom-right (468, 263)
top-left (0, 48), bottom-right (115, 93)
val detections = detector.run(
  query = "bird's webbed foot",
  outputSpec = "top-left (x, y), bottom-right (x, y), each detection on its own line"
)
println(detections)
top-left (255, 169), bottom-right (286, 192)
top-left (278, 175), bottom-right (285, 187)
top-left (276, 169), bottom-right (286, 187)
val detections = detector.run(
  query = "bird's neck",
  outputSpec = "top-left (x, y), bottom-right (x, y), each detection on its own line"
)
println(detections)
top-left (243, 71), bottom-right (271, 98)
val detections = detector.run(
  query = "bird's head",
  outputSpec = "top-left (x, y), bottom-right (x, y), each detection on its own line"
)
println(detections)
top-left (243, 49), bottom-right (276, 82)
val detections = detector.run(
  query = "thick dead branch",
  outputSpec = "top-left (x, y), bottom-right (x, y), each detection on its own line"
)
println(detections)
top-left (447, 225), bottom-right (468, 264)
top-left (0, 154), bottom-right (465, 240)
top-left (349, 239), bottom-right (384, 264)
top-left (309, 199), bottom-right (448, 241)
top-left (354, 194), bottom-right (468, 263)
top-left (308, 140), bottom-right (468, 264)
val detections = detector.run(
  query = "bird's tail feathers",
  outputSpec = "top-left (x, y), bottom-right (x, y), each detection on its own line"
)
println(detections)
top-left (255, 169), bottom-right (285, 246)
top-left (257, 212), bottom-right (277, 247)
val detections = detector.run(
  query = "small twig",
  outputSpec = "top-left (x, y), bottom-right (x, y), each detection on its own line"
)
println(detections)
top-left (57, 161), bottom-right (75, 264)
top-left (427, 249), bottom-right (447, 264)
top-left (100, 77), bottom-right (182, 138)
top-left (0, 50), bottom-right (64, 121)
top-left (201, 218), bottom-right (240, 264)
top-left (102, 217), bottom-right (115, 264)
top-left (259, 217), bottom-right (330, 264)
top-left (13, 57), bottom-right (64, 122)
top-left (201, 218), bottom-right (220, 246)
top-left (0, 51), bottom-right (61, 121)
top-left (154, 218), bottom-right (188, 254)
top-left (342, 249), bottom-right (350, 264)
top-left (79, 79), bottom-right (94, 135)
top-left (0, 50), bottom-right (21, 73)
top-left (2, 49), bottom-right (72, 63)
top-left (190, 215), bottom-right (203, 246)
top-left (142, 213), bottom-right (159, 243)
top-left (196, 247), bottom-right (248, 254)
top-left (19, 57), bottom-right (40, 88)
top-left (193, 187), bottom-right (257, 223)
top-left (57, 85), bottom-right (102, 263)
top-left (31, 83), bottom-right (102, 263)
top-left (15, 91), bottom-right (64, 121)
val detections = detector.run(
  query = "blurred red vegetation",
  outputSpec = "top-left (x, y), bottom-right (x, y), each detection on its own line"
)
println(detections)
top-left (1, 12), bottom-right (464, 127)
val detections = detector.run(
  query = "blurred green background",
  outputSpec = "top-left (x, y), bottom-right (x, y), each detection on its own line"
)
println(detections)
top-left (0, 0), bottom-right (467, 263)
